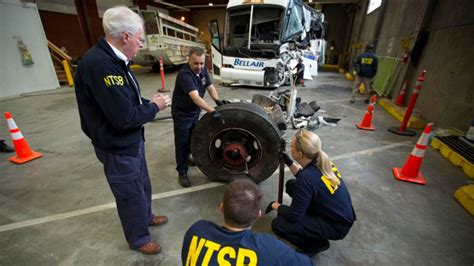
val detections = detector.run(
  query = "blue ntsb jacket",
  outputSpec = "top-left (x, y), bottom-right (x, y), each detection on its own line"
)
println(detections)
top-left (354, 51), bottom-right (378, 78)
top-left (74, 37), bottom-right (159, 156)
top-left (182, 220), bottom-right (314, 266)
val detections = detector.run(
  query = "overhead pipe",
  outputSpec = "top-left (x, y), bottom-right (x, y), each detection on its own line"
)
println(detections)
top-left (183, 4), bottom-right (227, 8)
top-left (152, 0), bottom-right (190, 11)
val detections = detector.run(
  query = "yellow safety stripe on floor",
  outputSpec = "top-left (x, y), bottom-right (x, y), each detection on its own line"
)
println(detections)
top-left (378, 98), bottom-right (426, 129)
top-left (431, 137), bottom-right (474, 178)
top-left (454, 185), bottom-right (474, 216)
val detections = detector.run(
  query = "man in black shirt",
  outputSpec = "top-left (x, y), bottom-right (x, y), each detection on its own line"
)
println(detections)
top-left (172, 47), bottom-right (227, 187)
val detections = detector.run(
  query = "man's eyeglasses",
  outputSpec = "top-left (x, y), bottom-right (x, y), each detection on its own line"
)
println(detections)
top-left (126, 32), bottom-right (145, 44)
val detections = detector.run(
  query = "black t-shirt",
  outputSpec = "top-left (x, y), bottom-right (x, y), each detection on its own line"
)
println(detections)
top-left (181, 220), bottom-right (314, 266)
top-left (171, 64), bottom-right (212, 120)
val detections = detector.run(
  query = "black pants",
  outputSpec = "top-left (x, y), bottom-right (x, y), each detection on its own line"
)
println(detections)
top-left (271, 179), bottom-right (352, 252)
top-left (173, 118), bottom-right (197, 176)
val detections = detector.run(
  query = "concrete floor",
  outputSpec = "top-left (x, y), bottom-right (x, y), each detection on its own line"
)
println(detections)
top-left (0, 69), bottom-right (473, 265)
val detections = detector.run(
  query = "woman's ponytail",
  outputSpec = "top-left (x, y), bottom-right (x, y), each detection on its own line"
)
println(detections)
top-left (315, 150), bottom-right (340, 188)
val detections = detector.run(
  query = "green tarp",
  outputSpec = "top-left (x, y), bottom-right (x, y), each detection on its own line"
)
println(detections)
top-left (372, 56), bottom-right (402, 97)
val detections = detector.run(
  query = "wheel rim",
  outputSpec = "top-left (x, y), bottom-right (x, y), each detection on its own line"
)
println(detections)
top-left (209, 128), bottom-right (262, 175)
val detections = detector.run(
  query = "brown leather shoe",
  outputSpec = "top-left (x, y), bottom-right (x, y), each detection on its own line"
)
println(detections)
top-left (149, 215), bottom-right (168, 226)
top-left (133, 240), bottom-right (161, 255)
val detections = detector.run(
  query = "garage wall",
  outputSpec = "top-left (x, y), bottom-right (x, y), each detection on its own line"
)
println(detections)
top-left (0, 0), bottom-right (59, 98)
top-left (323, 4), bottom-right (355, 65)
top-left (348, 0), bottom-right (474, 131)
top-left (188, 8), bottom-right (226, 53)
top-left (412, 0), bottom-right (474, 131)
top-left (38, 10), bottom-right (88, 58)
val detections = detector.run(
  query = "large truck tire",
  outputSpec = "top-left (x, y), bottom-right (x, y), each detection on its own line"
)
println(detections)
top-left (191, 102), bottom-right (282, 183)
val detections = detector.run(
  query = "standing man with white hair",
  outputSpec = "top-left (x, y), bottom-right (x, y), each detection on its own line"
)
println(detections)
top-left (74, 6), bottom-right (171, 255)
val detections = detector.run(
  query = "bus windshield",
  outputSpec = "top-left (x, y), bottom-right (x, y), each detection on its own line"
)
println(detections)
top-left (224, 5), bottom-right (284, 58)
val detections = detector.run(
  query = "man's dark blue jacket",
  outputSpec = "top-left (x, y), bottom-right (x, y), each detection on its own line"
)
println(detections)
top-left (354, 51), bottom-right (378, 78)
top-left (74, 37), bottom-right (159, 156)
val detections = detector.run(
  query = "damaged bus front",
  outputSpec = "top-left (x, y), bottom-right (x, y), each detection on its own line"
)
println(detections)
top-left (209, 0), bottom-right (324, 88)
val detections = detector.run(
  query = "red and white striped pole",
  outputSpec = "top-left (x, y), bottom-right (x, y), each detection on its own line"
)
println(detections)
top-left (158, 57), bottom-right (169, 92)
top-left (395, 81), bottom-right (408, 106)
top-left (392, 123), bottom-right (433, 185)
top-left (388, 70), bottom-right (426, 136)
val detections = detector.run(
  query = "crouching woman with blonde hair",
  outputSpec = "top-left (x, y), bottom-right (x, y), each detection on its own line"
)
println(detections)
top-left (266, 129), bottom-right (356, 256)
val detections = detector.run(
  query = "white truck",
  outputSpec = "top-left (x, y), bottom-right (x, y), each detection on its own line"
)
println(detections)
top-left (209, 0), bottom-right (325, 88)
top-left (132, 8), bottom-right (206, 70)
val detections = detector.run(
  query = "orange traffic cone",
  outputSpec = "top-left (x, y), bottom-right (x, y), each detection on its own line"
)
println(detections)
top-left (395, 81), bottom-right (408, 106)
top-left (356, 95), bottom-right (376, 131)
top-left (4, 112), bottom-right (42, 164)
top-left (392, 123), bottom-right (433, 185)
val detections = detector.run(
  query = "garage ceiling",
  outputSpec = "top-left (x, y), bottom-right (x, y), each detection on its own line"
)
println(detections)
top-left (155, 0), bottom-right (357, 9)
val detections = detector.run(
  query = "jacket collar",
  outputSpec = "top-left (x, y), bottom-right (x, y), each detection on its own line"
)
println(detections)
top-left (97, 37), bottom-right (127, 66)
top-left (107, 40), bottom-right (129, 65)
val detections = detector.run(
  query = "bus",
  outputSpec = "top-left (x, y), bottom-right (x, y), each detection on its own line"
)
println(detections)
top-left (209, 0), bottom-right (325, 88)
top-left (132, 8), bottom-right (206, 69)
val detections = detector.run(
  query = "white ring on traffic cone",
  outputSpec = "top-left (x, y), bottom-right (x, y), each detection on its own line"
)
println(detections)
top-left (7, 118), bottom-right (18, 130)
top-left (411, 147), bottom-right (425, 158)
top-left (11, 132), bottom-right (24, 140)
top-left (417, 133), bottom-right (430, 146)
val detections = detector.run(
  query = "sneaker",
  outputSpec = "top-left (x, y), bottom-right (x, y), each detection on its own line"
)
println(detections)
top-left (0, 142), bottom-right (14, 153)
top-left (350, 99), bottom-right (355, 104)
top-left (297, 240), bottom-right (330, 257)
top-left (178, 174), bottom-right (191, 188)
top-left (364, 99), bottom-right (370, 104)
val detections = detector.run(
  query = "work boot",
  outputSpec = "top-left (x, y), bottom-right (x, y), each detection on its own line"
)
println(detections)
top-left (132, 241), bottom-right (161, 255)
top-left (178, 174), bottom-right (191, 188)
top-left (0, 142), bottom-right (14, 153)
